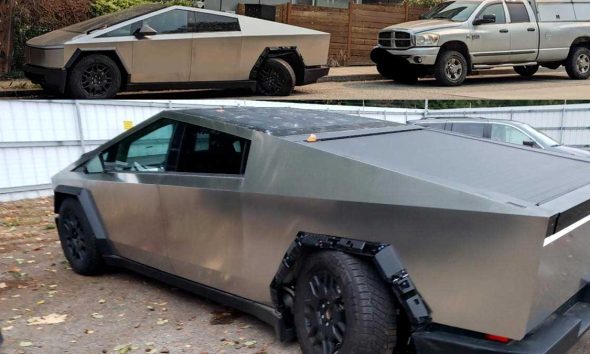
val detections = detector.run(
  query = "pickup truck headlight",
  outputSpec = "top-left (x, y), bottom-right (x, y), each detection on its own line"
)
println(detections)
top-left (414, 33), bottom-right (440, 46)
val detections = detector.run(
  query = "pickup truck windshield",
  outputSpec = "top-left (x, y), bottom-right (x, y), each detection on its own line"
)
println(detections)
top-left (422, 1), bottom-right (481, 22)
top-left (61, 3), bottom-right (165, 34)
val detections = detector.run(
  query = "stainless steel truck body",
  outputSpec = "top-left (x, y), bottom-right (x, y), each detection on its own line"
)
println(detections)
top-left (372, 0), bottom-right (590, 85)
top-left (53, 107), bottom-right (590, 354)
top-left (23, 5), bottom-right (330, 98)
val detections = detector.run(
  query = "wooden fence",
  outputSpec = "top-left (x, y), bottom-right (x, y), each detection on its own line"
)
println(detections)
top-left (238, 2), bottom-right (429, 65)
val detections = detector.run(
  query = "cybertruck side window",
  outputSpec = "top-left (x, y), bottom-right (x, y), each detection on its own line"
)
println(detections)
top-left (99, 9), bottom-right (192, 37)
top-left (193, 12), bottom-right (240, 32)
top-left (173, 124), bottom-right (250, 175)
top-left (101, 120), bottom-right (177, 173)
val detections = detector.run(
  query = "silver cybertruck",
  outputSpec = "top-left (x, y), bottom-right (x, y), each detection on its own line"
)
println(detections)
top-left (53, 107), bottom-right (590, 354)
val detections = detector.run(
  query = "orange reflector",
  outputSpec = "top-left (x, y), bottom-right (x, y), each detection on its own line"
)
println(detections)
top-left (306, 134), bottom-right (318, 143)
top-left (485, 334), bottom-right (510, 343)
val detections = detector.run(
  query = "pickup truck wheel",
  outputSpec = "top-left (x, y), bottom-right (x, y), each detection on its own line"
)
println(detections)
top-left (514, 65), bottom-right (539, 77)
top-left (68, 54), bottom-right (121, 99)
top-left (434, 50), bottom-right (467, 86)
top-left (376, 63), bottom-right (395, 80)
top-left (293, 251), bottom-right (398, 354)
top-left (57, 198), bottom-right (104, 275)
top-left (565, 46), bottom-right (590, 80)
top-left (256, 58), bottom-right (296, 96)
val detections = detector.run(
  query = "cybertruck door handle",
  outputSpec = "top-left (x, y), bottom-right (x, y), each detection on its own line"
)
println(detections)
top-left (499, 29), bottom-right (509, 33)
top-left (527, 27), bottom-right (536, 31)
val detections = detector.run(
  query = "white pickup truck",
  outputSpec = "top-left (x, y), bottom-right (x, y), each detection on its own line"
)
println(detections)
top-left (371, 0), bottom-right (590, 85)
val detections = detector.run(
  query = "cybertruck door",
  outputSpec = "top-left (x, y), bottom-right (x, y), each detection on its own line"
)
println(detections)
top-left (88, 119), bottom-right (182, 272)
top-left (157, 121), bottom-right (251, 297)
top-left (189, 11), bottom-right (243, 82)
top-left (130, 9), bottom-right (193, 83)
top-left (470, 2), bottom-right (511, 64)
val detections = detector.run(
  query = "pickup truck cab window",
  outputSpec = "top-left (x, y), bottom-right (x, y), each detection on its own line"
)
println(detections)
top-left (476, 3), bottom-right (507, 24)
top-left (506, 2), bottom-right (530, 23)
top-left (422, 1), bottom-right (481, 22)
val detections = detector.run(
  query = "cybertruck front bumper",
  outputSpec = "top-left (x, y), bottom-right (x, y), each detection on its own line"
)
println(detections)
top-left (413, 286), bottom-right (590, 354)
top-left (23, 64), bottom-right (67, 94)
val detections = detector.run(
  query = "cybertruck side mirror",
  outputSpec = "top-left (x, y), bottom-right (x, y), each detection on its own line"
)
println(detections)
top-left (473, 14), bottom-right (496, 25)
top-left (134, 24), bottom-right (157, 38)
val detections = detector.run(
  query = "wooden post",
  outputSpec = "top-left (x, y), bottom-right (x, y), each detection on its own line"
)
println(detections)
top-left (404, 1), bottom-right (410, 22)
top-left (347, 0), bottom-right (353, 64)
top-left (286, 1), bottom-right (292, 24)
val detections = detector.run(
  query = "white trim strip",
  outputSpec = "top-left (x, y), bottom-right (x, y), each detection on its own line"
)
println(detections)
top-left (543, 214), bottom-right (590, 247)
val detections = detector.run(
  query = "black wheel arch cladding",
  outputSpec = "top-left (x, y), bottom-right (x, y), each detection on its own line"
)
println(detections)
top-left (271, 232), bottom-right (432, 341)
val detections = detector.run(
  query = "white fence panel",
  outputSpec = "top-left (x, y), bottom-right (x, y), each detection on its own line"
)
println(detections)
top-left (1, 100), bottom-right (590, 201)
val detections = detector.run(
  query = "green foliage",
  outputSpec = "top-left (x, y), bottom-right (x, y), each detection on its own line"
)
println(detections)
top-left (405, 0), bottom-right (440, 8)
top-left (91, 0), bottom-right (194, 16)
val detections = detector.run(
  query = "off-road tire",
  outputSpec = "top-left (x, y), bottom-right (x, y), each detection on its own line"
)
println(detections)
top-left (514, 64), bottom-right (539, 77)
top-left (57, 198), bottom-right (104, 275)
top-left (256, 58), bottom-right (296, 96)
top-left (68, 54), bottom-right (121, 99)
top-left (565, 46), bottom-right (590, 80)
top-left (378, 62), bottom-right (418, 84)
top-left (377, 63), bottom-right (395, 80)
top-left (434, 50), bottom-right (468, 86)
top-left (293, 251), bottom-right (398, 354)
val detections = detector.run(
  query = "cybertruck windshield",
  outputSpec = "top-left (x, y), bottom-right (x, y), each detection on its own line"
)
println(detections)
top-left (421, 1), bottom-right (480, 22)
top-left (61, 3), bottom-right (165, 34)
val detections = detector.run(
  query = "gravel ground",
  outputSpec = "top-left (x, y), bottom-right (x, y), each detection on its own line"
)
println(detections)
top-left (1, 198), bottom-right (590, 354)
top-left (0, 198), bottom-right (299, 354)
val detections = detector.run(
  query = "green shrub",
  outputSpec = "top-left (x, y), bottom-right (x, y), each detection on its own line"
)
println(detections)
top-left (91, 0), bottom-right (194, 16)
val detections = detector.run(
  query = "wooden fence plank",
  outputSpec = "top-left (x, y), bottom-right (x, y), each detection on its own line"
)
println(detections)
top-left (262, 2), bottom-right (429, 65)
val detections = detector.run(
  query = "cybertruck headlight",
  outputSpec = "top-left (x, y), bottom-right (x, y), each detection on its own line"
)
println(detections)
top-left (414, 33), bottom-right (440, 46)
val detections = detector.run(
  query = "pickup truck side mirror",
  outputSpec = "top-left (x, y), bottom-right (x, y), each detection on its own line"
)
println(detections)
top-left (473, 14), bottom-right (496, 25)
top-left (134, 24), bottom-right (157, 38)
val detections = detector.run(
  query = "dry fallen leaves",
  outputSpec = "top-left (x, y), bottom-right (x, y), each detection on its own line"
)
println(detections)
top-left (26, 313), bottom-right (67, 325)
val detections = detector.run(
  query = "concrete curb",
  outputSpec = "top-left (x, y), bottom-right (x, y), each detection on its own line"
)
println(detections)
top-left (319, 67), bottom-right (562, 83)
top-left (319, 74), bottom-right (383, 83)
top-left (0, 89), bottom-right (43, 98)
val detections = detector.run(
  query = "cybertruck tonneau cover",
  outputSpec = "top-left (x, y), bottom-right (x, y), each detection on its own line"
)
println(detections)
top-left (306, 129), bottom-right (590, 206)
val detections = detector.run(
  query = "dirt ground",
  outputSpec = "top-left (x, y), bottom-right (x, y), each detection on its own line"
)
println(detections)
top-left (1, 198), bottom-right (590, 354)
top-left (0, 198), bottom-right (299, 354)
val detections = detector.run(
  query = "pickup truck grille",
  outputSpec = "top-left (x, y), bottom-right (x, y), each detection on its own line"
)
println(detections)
top-left (378, 31), bottom-right (412, 49)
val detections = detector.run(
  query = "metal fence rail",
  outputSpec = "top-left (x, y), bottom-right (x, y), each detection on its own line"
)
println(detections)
top-left (0, 100), bottom-right (589, 201)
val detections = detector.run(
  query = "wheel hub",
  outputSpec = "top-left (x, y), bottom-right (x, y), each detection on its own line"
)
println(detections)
top-left (81, 63), bottom-right (113, 96)
top-left (303, 272), bottom-right (346, 354)
top-left (63, 214), bottom-right (86, 261)
top-left (577, 54), bottom-right (590, 74)
top-left (445, 58), bottom-right (463, 80)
